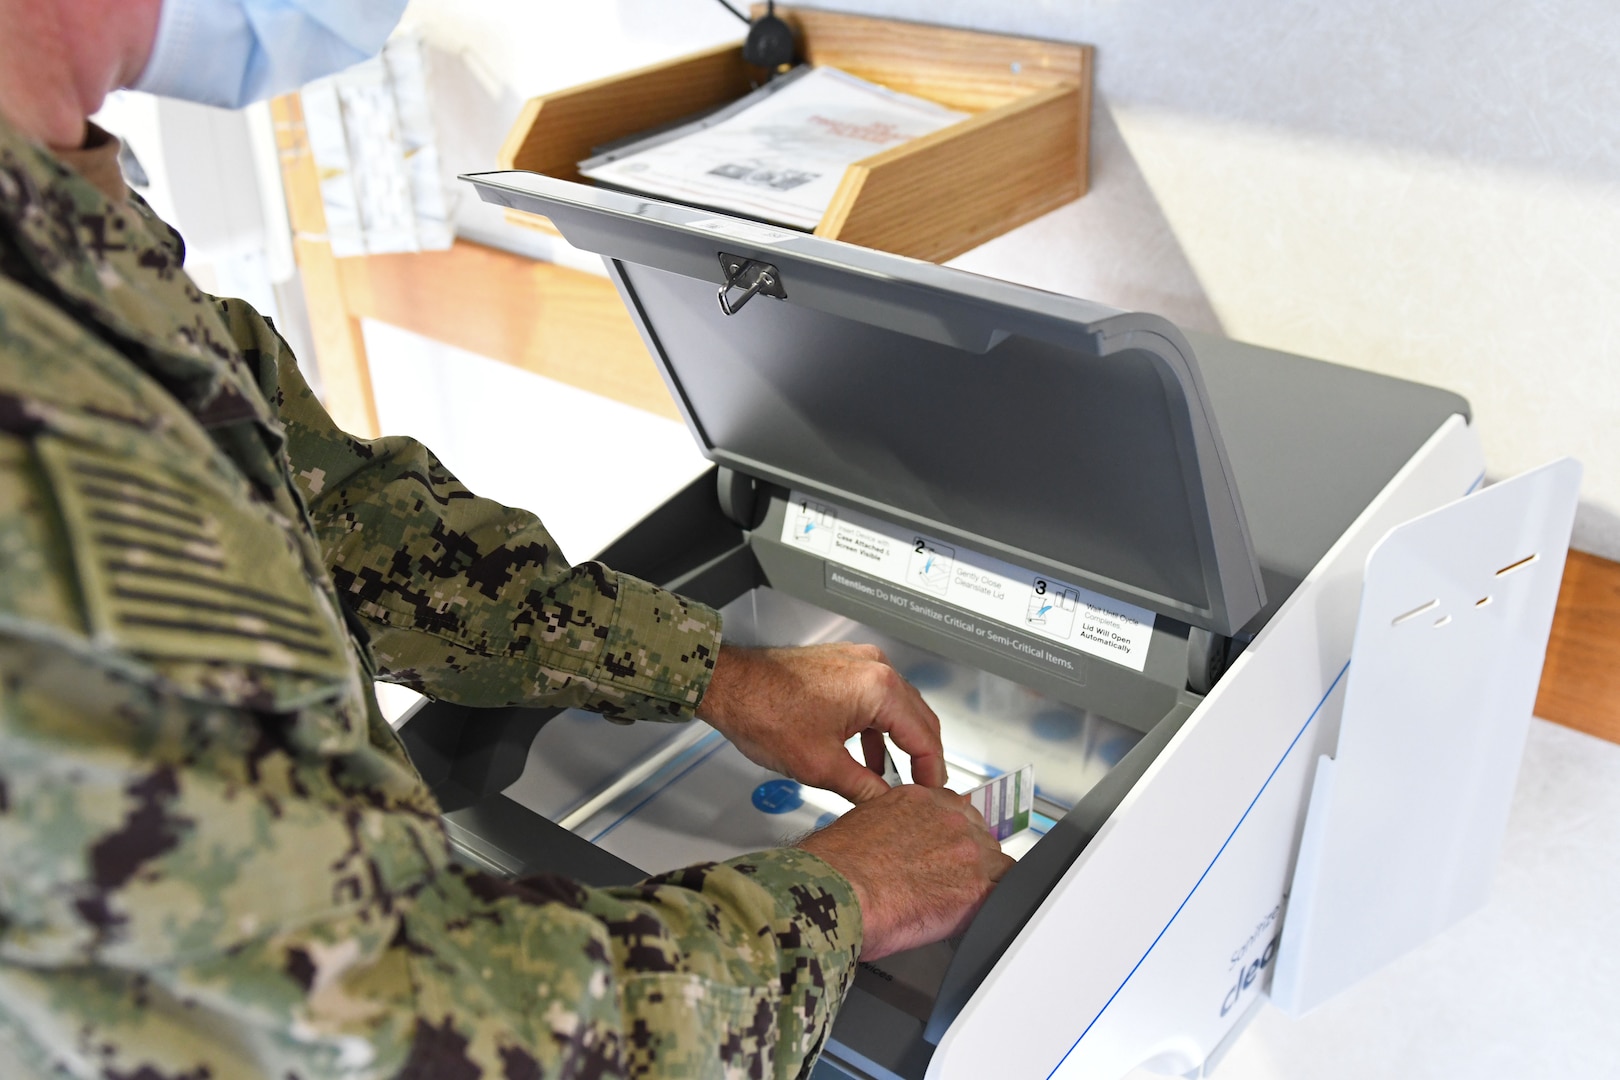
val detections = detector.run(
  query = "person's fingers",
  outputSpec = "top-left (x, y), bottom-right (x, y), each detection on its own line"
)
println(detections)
top-left (823, 751), bottom-right (892, 804)
top-left (881, 690), bottom-right (948, 788)
top-left (898, 746), bottom-right (949, 788)
top-left (860, 729), bottom-right (888, 777)
top-left (851, 642), bottom-right (890, 666)
top-left (800, 784), bottom-right (1019, 958)
top-left (956, 791), bottom-right (990, 829)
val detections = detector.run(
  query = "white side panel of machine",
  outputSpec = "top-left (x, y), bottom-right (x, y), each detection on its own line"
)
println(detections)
top-left (1270, 457), bottom-right (1581, 1018)
top-left (929, 415), bottom-right (1485, 1080)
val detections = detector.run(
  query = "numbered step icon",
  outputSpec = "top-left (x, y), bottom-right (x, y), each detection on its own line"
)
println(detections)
top-left (792, 499), bottom-right (835, 553)
top-left (1027, 578), bottom-right (1078, 638)
top-left (909, 538), bottom-right (955, 595)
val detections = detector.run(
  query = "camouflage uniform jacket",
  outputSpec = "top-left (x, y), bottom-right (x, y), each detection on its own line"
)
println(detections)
top-left (0, 116), bottom-right (861, 1079)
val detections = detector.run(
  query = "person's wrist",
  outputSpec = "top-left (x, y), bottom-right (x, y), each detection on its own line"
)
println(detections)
top-left (790, 843), bottom-right (867, 951)
top-left (695, 642), bottom-right (747, 728)
top-left (797, 832), bottom-right (873, 934)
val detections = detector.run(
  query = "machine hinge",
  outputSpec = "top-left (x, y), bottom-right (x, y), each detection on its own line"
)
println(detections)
top-left (716, 252), bottom-right (786, 315)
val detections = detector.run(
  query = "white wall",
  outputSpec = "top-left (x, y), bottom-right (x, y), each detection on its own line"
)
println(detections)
top-left (397, 0), bottom-right (1620, 560)
top-left (925, 0), bottom-right (1620, 560)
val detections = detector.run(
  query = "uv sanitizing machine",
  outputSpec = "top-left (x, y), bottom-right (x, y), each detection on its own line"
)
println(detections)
top-left (396, 170), bottom-right (1581, 1080)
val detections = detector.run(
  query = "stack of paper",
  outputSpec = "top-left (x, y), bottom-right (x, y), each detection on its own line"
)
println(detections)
top-left (578, 66), bottom-right (968, 229)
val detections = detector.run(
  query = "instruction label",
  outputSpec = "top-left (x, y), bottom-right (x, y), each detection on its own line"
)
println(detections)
top-left (781, 490), bottom-right (1156, 672)
top-left (824, 565), bottom-right (1091, 680)
top-left (687, 217), bottom-right (799, 246)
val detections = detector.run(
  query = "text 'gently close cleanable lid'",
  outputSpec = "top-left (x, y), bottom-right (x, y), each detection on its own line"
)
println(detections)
top-left (464, 171), bottom-right (1265, 635)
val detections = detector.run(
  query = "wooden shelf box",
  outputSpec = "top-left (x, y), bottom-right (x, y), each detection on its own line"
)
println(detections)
top-left (497, 5), bottom-right (1092, 263)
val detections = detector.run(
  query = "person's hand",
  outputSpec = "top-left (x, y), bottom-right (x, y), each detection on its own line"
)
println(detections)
top-left (799, 785), bottom-right (1014, 958)
top-left (696, 642), bottom-right (947, 803)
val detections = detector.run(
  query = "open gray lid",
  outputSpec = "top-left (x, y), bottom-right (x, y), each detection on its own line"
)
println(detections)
top-left (465, 171), bottom-right (1265, 634)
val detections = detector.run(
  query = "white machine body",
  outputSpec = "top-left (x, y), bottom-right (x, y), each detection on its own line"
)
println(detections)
top-left (446, 171), bottom-right (1585, 1080)
top-left (934, 418), bottom-right (1578, 1078)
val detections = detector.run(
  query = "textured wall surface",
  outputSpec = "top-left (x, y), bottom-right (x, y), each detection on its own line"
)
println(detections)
top-left (922, 0), bottom-right (1620, 561)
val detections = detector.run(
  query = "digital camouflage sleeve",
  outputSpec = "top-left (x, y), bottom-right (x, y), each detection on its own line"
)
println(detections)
top-left (0, 116), bottom-right (862, 1078)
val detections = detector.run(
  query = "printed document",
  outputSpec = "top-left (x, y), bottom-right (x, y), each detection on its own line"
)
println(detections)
top-left (578, 66), bottom-right (968, 229)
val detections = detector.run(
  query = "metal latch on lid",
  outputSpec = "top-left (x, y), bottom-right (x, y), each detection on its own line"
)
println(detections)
top-left (717, 252), bottom-right (786, 315)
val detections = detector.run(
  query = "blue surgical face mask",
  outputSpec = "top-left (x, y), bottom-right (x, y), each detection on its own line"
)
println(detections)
top-left (131, 0), bottom-right (410, 109)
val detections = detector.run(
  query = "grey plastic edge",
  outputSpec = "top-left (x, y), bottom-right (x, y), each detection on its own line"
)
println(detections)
top-left (1082, 318), bottom-right (1265, 633)
top-left (444, 795), bottom-right (647, 887)
top-left (463, 172), bottom-right (1265, 633)
top-left (922, 693), bottom-right (1200, 1044)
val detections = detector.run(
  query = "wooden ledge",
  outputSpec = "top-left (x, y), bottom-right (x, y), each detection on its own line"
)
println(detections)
top-left (1537, 549), bottom-right (1620, 743)
top-left (332, 241), bottom-right (679, 422)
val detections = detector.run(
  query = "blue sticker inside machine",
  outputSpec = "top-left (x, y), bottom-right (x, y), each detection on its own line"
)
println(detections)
top-left (752, 778), bottom-right (804, 814)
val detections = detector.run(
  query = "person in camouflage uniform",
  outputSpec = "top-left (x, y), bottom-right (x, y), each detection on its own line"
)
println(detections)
top-left (0, 2), bottom-right (1011, 1077)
